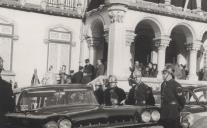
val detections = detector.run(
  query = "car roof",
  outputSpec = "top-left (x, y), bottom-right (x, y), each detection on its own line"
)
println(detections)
top-left (183, 85), bottom-right (207, 92)
top-left (13, 84), bottom-right (92, 93)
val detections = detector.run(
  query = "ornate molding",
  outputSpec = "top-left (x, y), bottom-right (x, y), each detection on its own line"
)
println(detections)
top-left (108, 5), bottom-right (127, 23)
top-left (86, 37), bottom-right (101, 47)
top-left (153, 35), bottom-right (171, 49)
top-left (126, 30), bottom-right (136, 46)
top-left (186, 42), bottom-right (202, 51)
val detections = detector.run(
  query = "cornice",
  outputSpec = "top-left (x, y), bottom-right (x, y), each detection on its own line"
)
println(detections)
top-left (0, 0), bottom-right (82, 19)
top-left (128, 1), bottom-right (207, 23)
top-left (87, 1), bottom-right (207, 23)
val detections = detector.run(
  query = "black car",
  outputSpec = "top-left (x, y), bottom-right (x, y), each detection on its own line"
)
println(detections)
top-left (5, 84), bottom-right (162, 128)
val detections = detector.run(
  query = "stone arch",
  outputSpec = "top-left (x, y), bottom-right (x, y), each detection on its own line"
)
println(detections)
top-left (198, 32), bottom-right (207, 71)
top-left (136, 17), bottom-right (164, 38)
top-left (167, 22), bottom-right (195, 43)
top-left (132, 17), bottom-right (163, 67)
top-left (198, 27), bottom-right (207, 41)
top-left (90, 18), bottom-right (104, 38)
top-left (87, 18), bottom-right (107, 68)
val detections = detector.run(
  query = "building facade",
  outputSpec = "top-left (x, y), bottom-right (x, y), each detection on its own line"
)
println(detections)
top-left (1, 0), bottom-right (207, 90)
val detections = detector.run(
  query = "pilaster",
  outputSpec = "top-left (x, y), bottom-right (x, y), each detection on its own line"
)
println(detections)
top-left (186, 41), bottom-right (202, 80)
top-left (86, 37), bottom-right (100, 65)
top-left (107, 4), bottom-right (127, 77)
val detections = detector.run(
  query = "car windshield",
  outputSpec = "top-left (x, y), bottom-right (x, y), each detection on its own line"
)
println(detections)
top-left (18, 87), bottom-right (98, 111)
top-left (189, 89), bottom-right (207, 103)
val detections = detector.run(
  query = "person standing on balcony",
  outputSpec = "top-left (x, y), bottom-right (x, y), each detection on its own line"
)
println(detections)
top-left (95, 59), bottom-right (105, 78)
top-left (82, 59), bottom-right (95, 84)
top-left (160, 64), bottom-right (186, 128)
top-left (31, 68), bottom-right (40, 86)
top-left (0, 57), bottom-right (15, 127)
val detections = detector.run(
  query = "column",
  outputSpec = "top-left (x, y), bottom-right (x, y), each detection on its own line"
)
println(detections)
top-left (186, 42), bottom-right (201, 80)
top-left (204, 51), bottom-right (207, 69)
top-left (151, 45), bottom-right (157, 64)
top-left (79, 34), bottom-right (86, 66)
top-left (154, 36), bottom-right (171, 79)
top-left (107, 4), bottom-right (127, 77)
top-left (196, 0), bottom-right (202, 11)
top-left (125, 30), bottom-right (136, 75)
top-left (87, 37), bottom-right (98, 65)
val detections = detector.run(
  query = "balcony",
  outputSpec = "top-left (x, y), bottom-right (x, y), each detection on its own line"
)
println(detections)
top-left (87, 0), bottom-right (207, 23)
top-left (0, 0), bottom-right (86, 18)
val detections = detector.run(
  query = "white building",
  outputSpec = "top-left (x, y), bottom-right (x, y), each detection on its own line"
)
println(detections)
top-left (1, 0), bottom-right (207, 90)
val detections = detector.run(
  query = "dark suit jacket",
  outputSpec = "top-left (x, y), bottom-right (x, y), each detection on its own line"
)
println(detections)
top-left (71, 71), bottom-right (83, 83)
top-left (0, 78), bottom-right (15, 123)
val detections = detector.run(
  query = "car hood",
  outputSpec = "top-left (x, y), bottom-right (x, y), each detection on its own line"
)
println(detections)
top-left (6, 104), bottom-right (99, 119)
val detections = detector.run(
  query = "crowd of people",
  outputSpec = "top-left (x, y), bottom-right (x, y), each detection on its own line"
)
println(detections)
top-left (0, 54), bottom-right (186, 128)
top-left (31, 59), bottom-right (105, 86)
top-left (93, 64), bottom-right (186, 128)
top-left (130, 61), bottom-right (158, 78)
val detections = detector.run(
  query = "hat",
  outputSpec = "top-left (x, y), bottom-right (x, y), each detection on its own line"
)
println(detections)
top-left (162, 64), bottom-right (175, 76)
top-left (108, 75), bottom-right (117, 83)
top-left (85, 59), bottom-right (89, 63)
top-left (79, 66), bottom-right (83, 70)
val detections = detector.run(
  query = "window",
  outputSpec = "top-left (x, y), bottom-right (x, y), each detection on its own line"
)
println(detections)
top-left (47, 27), bottom-right (72, 74)
top-left (47, 0), bottom-right (60, 7)
top-left (0, 23), bottom-right (14, 71)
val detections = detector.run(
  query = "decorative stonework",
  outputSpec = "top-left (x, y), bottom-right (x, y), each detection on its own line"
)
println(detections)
top-left (86, 37), bottom-right (100, 47)
top-left (126, 30), bottom-right (136, 46)
top-left (186, 42), bottom-right (202, 51)
top-left (108, 5), bottom-right (127, 23)
top-left (153, 36), bottom-right (171, 49)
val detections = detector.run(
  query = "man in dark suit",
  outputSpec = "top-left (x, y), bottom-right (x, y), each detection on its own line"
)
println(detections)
top-left (95, 59), bottom-right (105, 77)
top-left (0, 57), bottom-right (15, 127)
top-left (125, 71), bottom-right (155, 106)
top-left (82, 59), bottom-right (95, 84)
top-left (71, 66), bottom-right (84, 83)
top-left (160, 65), bottom-right (185, 128)
top-left (104, 75), bottom-right (126, 106)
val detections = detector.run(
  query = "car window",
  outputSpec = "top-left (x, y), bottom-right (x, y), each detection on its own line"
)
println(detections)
top-left (193, 90), bottom-right (207, 103)
top-left (18, 88), bottom-right (97, 111)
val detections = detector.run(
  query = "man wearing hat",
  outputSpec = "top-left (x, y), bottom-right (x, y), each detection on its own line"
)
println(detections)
top-left (82, 59), bottom-right (95, 84)
top-left (160, 64), bottom-right (185, 128)
top-left (0, 57), bottom-right (15, 127)
top-left (104, 75), bottom-right (126, 106)
top-left (125, 71), bottom-right (155, 106)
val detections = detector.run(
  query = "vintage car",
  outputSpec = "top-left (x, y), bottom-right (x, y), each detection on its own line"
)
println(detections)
top-left (5, 84), bottom-right (163, 128)
top-left (181, 86), bottom-right (207, 128)
top-left (154, 86), bottom-right (207, 128)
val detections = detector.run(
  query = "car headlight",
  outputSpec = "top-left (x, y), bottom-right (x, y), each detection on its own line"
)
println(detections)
top-left (59, 119), bottom-right (72, 128)
top-left (151, 110), bottom-right (160, 122)
top-left (44, 121), bottom-right (58, 128)
top-left (141, 111), bottom-right (151, 123)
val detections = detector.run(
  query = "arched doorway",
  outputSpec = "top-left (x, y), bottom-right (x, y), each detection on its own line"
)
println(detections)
top-left (166, 25), bottom-right (194, 79)
top-left (134, 19), bottom-right (161, 66)
top-left (90, 19), bottom-right (108, 71)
